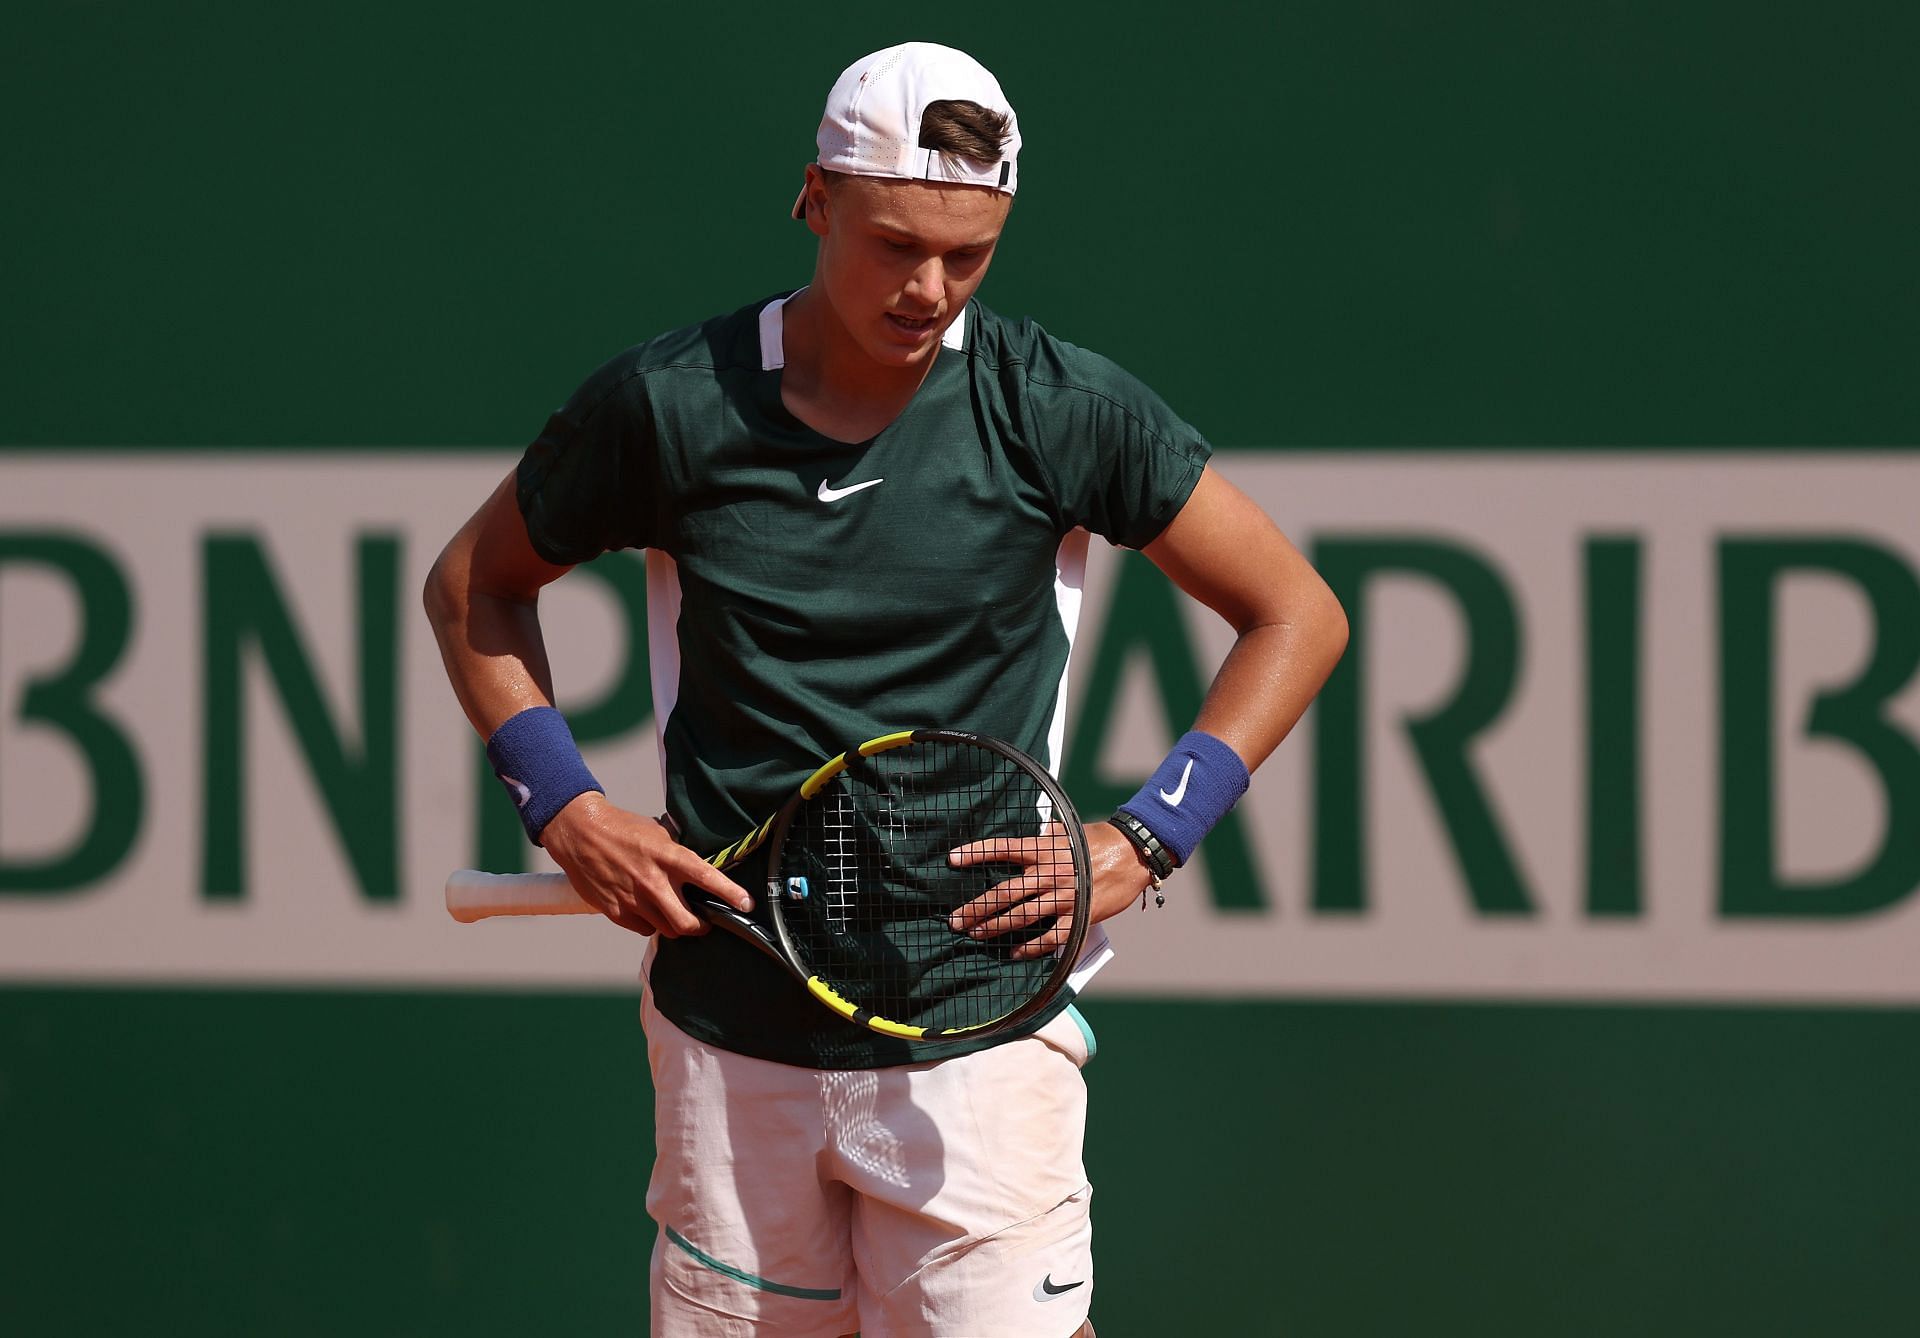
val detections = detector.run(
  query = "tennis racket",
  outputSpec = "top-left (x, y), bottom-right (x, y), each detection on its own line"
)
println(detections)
top-left (447, 728), bottom-right (1091, 1042)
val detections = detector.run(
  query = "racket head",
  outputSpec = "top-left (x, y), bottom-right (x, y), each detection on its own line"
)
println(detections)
top-left (759, 729), bottom-right (1091, 1041)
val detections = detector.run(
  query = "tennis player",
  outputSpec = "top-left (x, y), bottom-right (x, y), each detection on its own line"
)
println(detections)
top-left (425, 41), bottom-right (1347, 1338)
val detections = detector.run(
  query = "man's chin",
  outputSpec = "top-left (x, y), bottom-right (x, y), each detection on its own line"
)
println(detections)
top-left (864, 332), bottom-right (939, 368)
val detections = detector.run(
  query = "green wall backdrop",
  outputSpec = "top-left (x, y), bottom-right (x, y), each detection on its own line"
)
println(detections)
top-left (7, 1), bottom-right (1916, 450)
top-left (5, 3), bottom-right (1919, 1336)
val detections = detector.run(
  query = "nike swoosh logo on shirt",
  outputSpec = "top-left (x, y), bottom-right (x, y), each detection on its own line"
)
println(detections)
top-left (1159, 758), bottom-right (1194, 806)
top-left (817, 477), bottom-right (884, 502)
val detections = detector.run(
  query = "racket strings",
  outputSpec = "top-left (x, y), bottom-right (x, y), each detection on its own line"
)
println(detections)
top-left (823, 789), bottom-right (859, 932)
top-left (775, 737), bottom-right (1077, 1033)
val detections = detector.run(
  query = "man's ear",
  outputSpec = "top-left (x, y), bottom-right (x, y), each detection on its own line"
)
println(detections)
top-left (800, 164), bottom-right (832, 238)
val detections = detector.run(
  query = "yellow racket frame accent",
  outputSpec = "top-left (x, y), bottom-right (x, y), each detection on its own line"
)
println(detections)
top-left (806, 977), bottom-right (925, 1039)
top-left (857, 730), bottom-right (916, 756)
top-left (797, 730), bottom-right (915, 800)
top-left (804, 975), bottom-right (1024, 1041)
top-left (798, 753), bottom-right (847, 800)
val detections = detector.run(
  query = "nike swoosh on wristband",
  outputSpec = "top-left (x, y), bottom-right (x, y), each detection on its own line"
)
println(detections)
top-left (1033, 1275), bottom-right (1086, 1301)
top-left (817, 477), bottom-right (884, 502)
top-left (1159, 758), bottom-right (1194, 806)
top-left (500, 775), bottom-right (533, 809)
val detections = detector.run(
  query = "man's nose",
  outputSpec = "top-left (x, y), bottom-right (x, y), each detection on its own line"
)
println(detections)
top-left (904, 259), bottom-right (945, 309)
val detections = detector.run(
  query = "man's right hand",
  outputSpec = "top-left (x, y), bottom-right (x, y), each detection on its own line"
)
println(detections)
top-left (539, 794), bottom-right (756, 938)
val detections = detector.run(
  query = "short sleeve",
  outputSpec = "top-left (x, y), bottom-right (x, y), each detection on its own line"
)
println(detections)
top-left (514, 353), bottom-right (659, 565)
top-left (1021, 333), bottom-right (1211, 549)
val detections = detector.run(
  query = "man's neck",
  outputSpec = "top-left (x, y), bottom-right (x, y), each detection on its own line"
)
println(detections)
top-left (780, 287), bottom-right (940, 442)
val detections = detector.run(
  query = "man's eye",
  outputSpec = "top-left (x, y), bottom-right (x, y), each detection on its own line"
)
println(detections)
top-left (881, 239), bottom-right (912, 253)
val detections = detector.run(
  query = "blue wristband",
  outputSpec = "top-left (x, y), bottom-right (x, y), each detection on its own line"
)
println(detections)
top-left (1115, 731), bottom-right (1250, 866)
top-left (485, 706), bottom-right (604, 846)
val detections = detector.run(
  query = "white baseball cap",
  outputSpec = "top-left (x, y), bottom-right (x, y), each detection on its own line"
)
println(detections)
top-left (791, 42), bottom-right (1022, 219)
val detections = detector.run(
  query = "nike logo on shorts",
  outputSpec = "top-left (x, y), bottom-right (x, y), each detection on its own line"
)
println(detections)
top-left (1034, 1274), bottom-right (1086, 1301)
top-left (817, 477), bottom-right (884, 502)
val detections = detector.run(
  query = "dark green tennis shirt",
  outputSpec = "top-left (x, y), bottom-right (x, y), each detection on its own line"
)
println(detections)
top-left (516, 292), bottom-right (1209, 1068)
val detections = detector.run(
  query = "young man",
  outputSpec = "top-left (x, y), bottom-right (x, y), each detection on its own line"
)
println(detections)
top-left (425, 41), bottom-right (1347, 1338)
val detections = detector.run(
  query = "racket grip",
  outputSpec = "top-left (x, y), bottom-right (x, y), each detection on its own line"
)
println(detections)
top-left (445, 870), bottom-right (596, 922)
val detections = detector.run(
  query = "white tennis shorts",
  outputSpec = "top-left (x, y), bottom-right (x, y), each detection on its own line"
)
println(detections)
top-left (641, 985), bottom-right (1096, 1338)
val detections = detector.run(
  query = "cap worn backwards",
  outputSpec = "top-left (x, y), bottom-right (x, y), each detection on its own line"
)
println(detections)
top-left (791, 41), bottom-right (1021, 219)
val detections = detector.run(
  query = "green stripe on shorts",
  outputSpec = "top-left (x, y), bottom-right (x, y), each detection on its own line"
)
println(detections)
top-left (1067, 1004), bottom-right (1097, 1061)
top-left (664, 1225), bottom-right (843, 1301)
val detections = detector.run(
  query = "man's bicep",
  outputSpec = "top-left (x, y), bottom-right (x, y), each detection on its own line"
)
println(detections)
top-left (1141, 465), bottom-right (1332, 633)
top-left (444, 470), bottom-right (576, 604)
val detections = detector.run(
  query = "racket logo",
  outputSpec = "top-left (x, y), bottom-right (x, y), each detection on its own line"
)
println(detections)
top-left (816, 477), bottom-right (885, 503)
top-left (1158, 758), bottom-right (1193, 807)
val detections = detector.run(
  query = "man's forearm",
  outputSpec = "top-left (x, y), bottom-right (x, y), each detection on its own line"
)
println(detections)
top-left (422, 553), bottom-right (560, 740)
top-left (1192, 598), bottom-right (1349, 771)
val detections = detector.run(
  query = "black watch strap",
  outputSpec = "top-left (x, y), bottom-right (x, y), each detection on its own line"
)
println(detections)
top-left (1107, 811), bottom-right (1177, 880)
